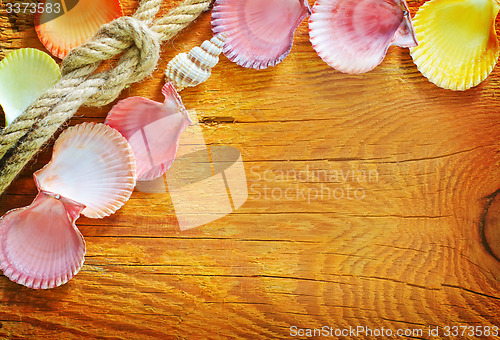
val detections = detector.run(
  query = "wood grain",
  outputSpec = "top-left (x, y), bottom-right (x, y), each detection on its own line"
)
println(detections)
top-left (0, 0), bottom-right (499, 338)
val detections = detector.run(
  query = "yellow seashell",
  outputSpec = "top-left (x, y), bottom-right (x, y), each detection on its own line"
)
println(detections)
top-left (0, 48), bottom-right (61, 126)
top-left (165, 34), bottom-right (227, 91)
top-left (410, 0), bottom-right (500, 91)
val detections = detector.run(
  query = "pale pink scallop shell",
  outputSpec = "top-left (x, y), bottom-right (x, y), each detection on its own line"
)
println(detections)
top-left (0, 191), bottom-right (86, 289)
top-left (35, 123), bottom-right (136, 219)
top-left (211, 0), bottom-right (311, 69)
top-left (105, 83), bottom-right (191, 181)
top-left (309, 0), bottom-right (417, 74)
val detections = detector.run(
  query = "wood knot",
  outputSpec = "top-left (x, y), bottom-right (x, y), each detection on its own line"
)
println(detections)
top-left (480, 189), bottom-right (500, 262)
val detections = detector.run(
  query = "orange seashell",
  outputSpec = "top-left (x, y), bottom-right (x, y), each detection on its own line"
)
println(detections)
top-left (35, 0), bottom-right (123, 59)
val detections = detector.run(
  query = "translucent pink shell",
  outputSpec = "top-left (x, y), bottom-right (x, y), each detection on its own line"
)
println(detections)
top-left (212, 0), bottom-right (312, 69)
top-left (105, 83), bottom-right (192, 181)
top-left (309, 0), bottom-right (417, 74)
top-left (0, 191), bottom-right (85, 289)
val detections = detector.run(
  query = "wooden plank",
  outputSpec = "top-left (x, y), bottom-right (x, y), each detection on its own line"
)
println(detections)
top-left (0, 0), bottom-right (499, 338)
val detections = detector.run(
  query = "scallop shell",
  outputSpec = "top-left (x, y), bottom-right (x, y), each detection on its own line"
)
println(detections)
top-left (309, 0), bottom-right (417, 74)
top-left (34, 123), bottom-right (136, 218)
top-left (409, 0), bottom-right (500, 91)
top-left (0, 48), bottom-right (61, 125)
top-left (0, 191), bottom-right (86, 289)
top-left (35, 0), bottom-right (123, 59)
top-left (105, 83), bottom-right (192, 181)
top-left (165, 34), bottom-right (227, 91)
top-left (211, 0), bottom-right (311, 69)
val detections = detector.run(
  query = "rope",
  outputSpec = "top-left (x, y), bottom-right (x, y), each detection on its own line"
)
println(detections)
top-left (0, 0), bottom-right (214, 195)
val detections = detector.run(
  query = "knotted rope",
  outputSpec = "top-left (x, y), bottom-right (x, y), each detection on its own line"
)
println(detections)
top-left (0, 0), bottom-right (214, 195)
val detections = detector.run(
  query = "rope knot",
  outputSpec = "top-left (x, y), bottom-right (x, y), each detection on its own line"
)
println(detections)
top-left (61, 16), bottom-right (161, 107)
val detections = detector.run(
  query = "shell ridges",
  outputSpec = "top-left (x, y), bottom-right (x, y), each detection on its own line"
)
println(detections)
top-left (35, 0), bottom-right (123, 59)
top-left (34, 123), bottom-right (136, 219)
top-left (0, 48), bottom-right (61, 125)
top-left (105, 83), bottom-right (191, 181)
top-left (165, 34), bottom-right (227, 91)
top-left (409, 0), bottom-right (500, 90)
top-left (211, 0), bottom-right (311, 70)
top-left (309, 0), bottom-right (417, 74)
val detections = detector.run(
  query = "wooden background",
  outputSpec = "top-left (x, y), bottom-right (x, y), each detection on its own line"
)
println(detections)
top-left (0, 0), bottom-right (499, 338)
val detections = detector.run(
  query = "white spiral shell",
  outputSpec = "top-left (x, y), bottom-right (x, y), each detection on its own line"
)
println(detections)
top-left (165, 34), bottom-right (227, 91)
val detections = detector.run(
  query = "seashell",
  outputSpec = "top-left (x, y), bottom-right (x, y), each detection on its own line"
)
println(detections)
top-left (34, 123), bottom-right (136, 219)
top-left (0, 191), bottom-right (86, 289)
top-left (211, 0), bottom-right (311, 69)
top-left (165, 34), bottom-right (227, 91)
top-left (0, 48), bottom-right (61, 126)
top-left (35, 0), bottom-right (123, 59)
top-left (105, 82), bottom-right (192, 181)
top-left (409, 0), bottom-right (500, 91)
top-left (309, 0), bottom-right (417, 74)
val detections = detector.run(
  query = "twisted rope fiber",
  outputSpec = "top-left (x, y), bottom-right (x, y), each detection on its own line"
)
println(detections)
top-left (0, 0), bottom-right (214, 195)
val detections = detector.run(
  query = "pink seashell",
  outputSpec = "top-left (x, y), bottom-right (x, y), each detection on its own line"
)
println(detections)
top-left (105, 83), bottom-right (192, 181)
top-left (309, 0), bottom-right (418, 74)
top-left (0, 191), bottom-right (85, 289)
top-left (211, 0), bottom-right (311, 69)
top-left (35, 123), bottom-right (136, 219)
